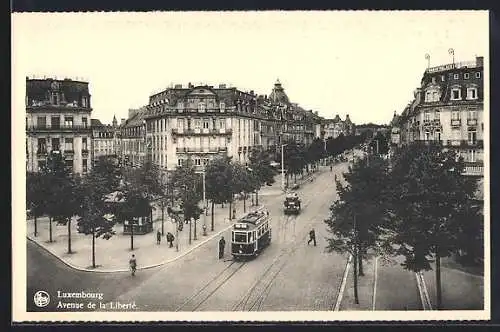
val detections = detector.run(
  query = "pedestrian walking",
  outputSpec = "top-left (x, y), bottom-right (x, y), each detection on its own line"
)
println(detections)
top-left (166, 232), bottom-right (175, 248)
top-left (219, 236), bottom-right (226, 259)
top-left (156, 230), bottom-right (161, 245)
top-left (307, 228), bottom-right (317, 246)
top-left (129, 254), bottom-right (137, 276)
top-left (334, 174), bottom-right (337, 181)
top-left (330, 165), bottom-right (332, 172)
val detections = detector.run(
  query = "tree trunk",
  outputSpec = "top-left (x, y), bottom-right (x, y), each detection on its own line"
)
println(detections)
top-left (358, 244), bottom-right (364, 276)
top-left (161, 206), bottom-right (165, 235)
top-left (194, 218), bottom-right (197, 240)
top-left (228, 201), bottom-right (232, 220)
top-left (49, 216), bottom-right (53, 242)
top-left (130, 222), bottom-right (134, 250)
top-left (211, 200), bottom-right (215, 231)
top-left (92, 227), bottom-right (96, 268)
top-left (353, 249), bottom-right (359, 304)
top-left (256, 190), bottom-right (259, 206)
top-left (436, 251), bottom-right (442, 310)
top-left (34, 215), bottom-right (38, 237)
top-left (243, 195), bottom-right (246, 212)
top-left (67, 218), bottom-right (72, 254)
top-left (189, 219), bottom-right (192, 245)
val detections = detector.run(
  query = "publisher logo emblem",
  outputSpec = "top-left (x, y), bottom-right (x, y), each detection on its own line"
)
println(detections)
top-left (34, 291), bottom-right (50, 308)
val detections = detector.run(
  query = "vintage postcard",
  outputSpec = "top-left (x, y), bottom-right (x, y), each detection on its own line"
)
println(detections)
top-left (12, 10), bottom-right (490, 322)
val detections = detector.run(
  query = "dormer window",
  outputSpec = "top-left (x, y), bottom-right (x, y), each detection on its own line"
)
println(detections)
top-left (475, 72), bottom-right (481, 78)
top-left (441, 75), bottom-right (445, 81)
top-left (451, 87), bottom-right (462, 100)
top-left (220, 102), bottom-right (225, 112)
top-left (464, 73), bottom-right (470, 79)
top-left (453, 74), bottom-right (459, 80)
top-left (431, 77), bottom-right (436, 84)
top-left (198, 102), bottom-right (206, 112)
top-left (425, 88), bottom-right (440, 102)
top-left (467, 87), bottom-right (478, 100)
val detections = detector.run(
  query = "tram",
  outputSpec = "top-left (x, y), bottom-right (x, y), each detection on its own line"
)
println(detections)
top-left (231, 209), bottom-right (272, 260)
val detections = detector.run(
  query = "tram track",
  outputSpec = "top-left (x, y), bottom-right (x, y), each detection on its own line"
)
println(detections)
top-left (175, 261), bottom-right (247, 311)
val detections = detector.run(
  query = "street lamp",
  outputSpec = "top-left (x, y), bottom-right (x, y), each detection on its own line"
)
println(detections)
top-left (281, 143), bottom-right (288, 192)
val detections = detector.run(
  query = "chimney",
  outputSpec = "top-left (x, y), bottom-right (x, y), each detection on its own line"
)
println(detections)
top-left (174, 84), bottom-right (182, 89)
top-left (121, 118), bottom-right (126, 126)
top-left (476, 56), bottom-right (484, 67)
top-left (219, 84), bottom-right (226, 89)
top-left (188, 82), bottom-right (193, 88)
top-left (250, 90), bottom-right (254, 95)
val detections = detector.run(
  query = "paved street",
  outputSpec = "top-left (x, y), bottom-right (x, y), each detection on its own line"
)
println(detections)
top-left (26, 151), bottom-right (483, 312)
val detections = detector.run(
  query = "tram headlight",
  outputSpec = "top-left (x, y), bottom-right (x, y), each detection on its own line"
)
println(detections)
top-left (239, 250), bottom-right (242, 253)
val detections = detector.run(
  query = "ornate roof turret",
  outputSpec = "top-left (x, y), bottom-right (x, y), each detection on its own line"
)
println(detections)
top-left (269, 78), bottom-right (290, 105)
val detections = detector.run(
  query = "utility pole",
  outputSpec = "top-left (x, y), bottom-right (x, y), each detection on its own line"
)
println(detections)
top-left (281, 144), bottom-right (287, 192)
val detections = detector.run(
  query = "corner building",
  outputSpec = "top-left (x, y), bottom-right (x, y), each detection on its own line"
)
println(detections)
top-left (396, 56), bottom-right (484, 176)
top-left (26, 77), bottom-right (92, 174)
top-left (145, 83), bottom-right (267, 171)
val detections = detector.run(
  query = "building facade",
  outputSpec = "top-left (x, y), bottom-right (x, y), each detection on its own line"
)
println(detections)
top-left (394, 56), bottom-right (484, 176)
top-left (91, 116), bottom-right (120, 163)
top-left (119, 107), bottom-right (149, 167)
top-left (322, 114), bottom-right (355, 139)
top-left (26, 77), bottom-right (92, 174)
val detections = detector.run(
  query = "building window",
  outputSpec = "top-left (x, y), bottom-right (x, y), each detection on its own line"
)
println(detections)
top-left (424, 132), bottom-right (430, 141)
top-left (82, 137), bottom-right (87, 150)
top-left (38, 138), bottom-right (47, 153)
top-left (453, 74), bottom-right (459, 80)
top-left (475, 72), bottom-right (481, 79)
top-left (178, 159), bottom-right (184, 167)
top-left (203, 119), bottom-right (209, 129)
top-left (469, 150), bottom-right (476, 162)
top-left (37, 116), bottom-right (46, 128)
top-left (468, 110), bottom-right (477, 120)
top-left (468, 130), bottom-right (477, 144)
top-left (194, 158), bottom-right (201, 166)
top-left (194, 119), bottom-right (201, 129)
top-left (424, 112), bottom-right (431, 121)
top-left (431, 77), bottom-right (436, 84)
top-left (219, 119), bottom-right (225, 129)
top-left (65, 138), bottom-right (74, 151)
top-left (64, 117), bottom-right (74, 128)
top-left (82, 117), bottom-right (88, 127)
top-left (451, 88), bottom-right (461, 100)
top-left (52, 93), bottom-right (59, 105)
top-left (452, 110), bottom-right (460, 120)
top-left (441, 75), bottom-right (445, 81)
top-left (52, 138), bottom-right (60, 151)
top-left (467, 87), bottom-right (478, 100)
top-left (82, 159), bottom-right (88, 173)
top-left (64, 159), bottom-right (74, 172)
top-left (178, 118), bottom-right (184, 130)
top-left (187, 118), bottom-right (192, 130)
top-left (82, 97), bottom-right (88, 108)
top-left (435, 131), bottom-right (441, 142)
top-left (220, 102), bottom-right (225, 112)
top-left (464, 73), bottom-right (470, 79)
top-left (198, 102), bottom-right (206, 112)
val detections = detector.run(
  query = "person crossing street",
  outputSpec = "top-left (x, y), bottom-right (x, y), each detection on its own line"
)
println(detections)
top-left (129, 254), bottom-right (137, 276)
top-left (218, 236), bottom-right (226, 259)
top-left (307, 228), bottom-right (316, 246)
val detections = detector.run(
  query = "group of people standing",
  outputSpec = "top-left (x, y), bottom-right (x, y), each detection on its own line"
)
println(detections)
top-left (156, 230), bottom-right (175, 247)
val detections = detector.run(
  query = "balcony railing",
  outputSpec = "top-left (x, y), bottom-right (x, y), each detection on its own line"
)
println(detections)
top-left (467, 119), bottom-right (478, 126)
top-left (176, 147), bottom-right (227, 154)
top-left (26, 124), bottom-right (91, 132)
top-left (463, 162), bottom-right (484, 176)
top-left (171, 128), bottom-right (232, 136)
top-left (451, 119), bottom-right (461, 127)
top-left (444, 139), bottom-right (483, 148)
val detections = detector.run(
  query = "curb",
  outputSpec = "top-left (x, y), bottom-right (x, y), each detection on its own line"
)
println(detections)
top-left (26, 208), bottom-right (263, 274)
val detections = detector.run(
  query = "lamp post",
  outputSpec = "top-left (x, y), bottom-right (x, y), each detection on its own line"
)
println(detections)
top-left (281, 143), bottom-right (287, 192)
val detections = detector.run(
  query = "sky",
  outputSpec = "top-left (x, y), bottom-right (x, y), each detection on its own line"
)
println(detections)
top-left (12, 11), bottom-right (488, 125)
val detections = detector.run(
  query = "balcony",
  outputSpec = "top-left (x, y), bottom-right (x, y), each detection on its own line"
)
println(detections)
top-left (467, 119), bottom-right (478, 126)
top-left (451, 119), bottom-right (461, 127)
top-left (82, 149), bottom-right (89, 155)
top-left (445, 139), bottom-right (483, 148)
top-left (26, 124), bottom-right (91, 132)
top-left (63, 150), bottom-right (75, 155)
top-left (463, 162), bottom-right (484, 176)
top-left (171, 128), bottom-right (232, 136)
top-left (176, 147), bottom-right (227, 154)
top-left (36, 150), bottom-right (48, 157)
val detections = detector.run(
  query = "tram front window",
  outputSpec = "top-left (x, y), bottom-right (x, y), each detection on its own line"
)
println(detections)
top-left (234, 232), bottom-right (247, 243)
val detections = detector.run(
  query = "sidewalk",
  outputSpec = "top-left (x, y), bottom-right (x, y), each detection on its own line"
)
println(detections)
top-left (339, 255), bottom-right (484, 310)
top-left (26, 202), bottom-right (262, 273)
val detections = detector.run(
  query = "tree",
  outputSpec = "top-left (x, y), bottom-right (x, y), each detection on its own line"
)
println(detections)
top-left (26, 172), bottom-right (46, 237)
top-left (171, 159), bottom-right (203, 240)
top-left (324, 154), bottom-right (390, 304)
top-left (386, 142), bottom-right (480, 309)
top-left (40, 151), bottom-right (75, 243)
top-left (205, 157), bottom-right (233, 231)
top-left (248, 149), bottom-right (275, 206)
top-left (77, 169), bottom-right (116, 268)
top-left (284, 141), bottom-right (305, 184)
top-left (116, 188), bottom-right (151, 250)
top-left (370, 131), bottom-right (389, 155)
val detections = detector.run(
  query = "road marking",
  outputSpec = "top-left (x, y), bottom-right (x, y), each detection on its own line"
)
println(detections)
top-left (372, 256), bottom-right (378, 310)
top-left (334, 254), bottom-right (352, 311)
top-left (415, 272), bottom-right (433, 310)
